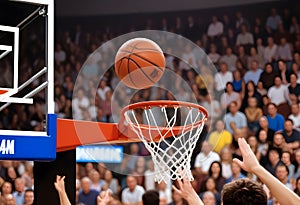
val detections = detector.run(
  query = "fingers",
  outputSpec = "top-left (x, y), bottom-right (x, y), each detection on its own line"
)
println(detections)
top-left (233, 158), bottom-right (243, 168)
top-left (172, 185), bottom-right (181, 195)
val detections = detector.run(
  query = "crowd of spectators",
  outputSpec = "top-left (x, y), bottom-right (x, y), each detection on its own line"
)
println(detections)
top-left (1, 2), bottom-right (300, 205)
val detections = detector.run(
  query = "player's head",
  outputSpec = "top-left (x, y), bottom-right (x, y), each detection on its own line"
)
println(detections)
top-left (222, 178), bottom-right (267, 205)
top-left (142, 190), bottom-right (160, 205)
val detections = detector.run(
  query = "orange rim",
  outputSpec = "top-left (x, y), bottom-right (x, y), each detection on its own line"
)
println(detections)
top-left (0, 90), bottom-right (8, 95)
top-left (120, 100), bottom-right (208, 138)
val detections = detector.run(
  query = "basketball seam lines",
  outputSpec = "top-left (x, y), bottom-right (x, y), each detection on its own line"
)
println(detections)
top-left (128, 58), bottom-right (157, 84)
top-left (118, 50), bottom-right (164, 72)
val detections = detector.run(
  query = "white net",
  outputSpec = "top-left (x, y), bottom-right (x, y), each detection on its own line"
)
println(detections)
top-left (123, 101), bottom-right (207, 183)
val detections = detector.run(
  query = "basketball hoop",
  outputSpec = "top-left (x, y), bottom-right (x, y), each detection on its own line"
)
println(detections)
top-left (121, 100), bottom-right (208, 183)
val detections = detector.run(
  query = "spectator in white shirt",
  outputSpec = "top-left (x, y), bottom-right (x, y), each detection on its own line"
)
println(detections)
top-left (207, 16), bottom-right (224, 39)
top-left (268, 76), bottom-right (290, 106)
top-left (72, 88), bottom-right (90, 120)
top-left (97, 78), bottom-right (111, 101)
top-left (194, 141), bottom-right (220, 175)
top-left (54, 43), bottom-right (66, 63)
top-left (214, 62), bottom-right (233, 97)
top-left (288, 103), bottom-right (300, 128)
top-left (236, 24), bottom-right (254, 46)
top-left (122, 176), bottom-right (145, 205)
top-left (264, 37), bottom-right (278, 63)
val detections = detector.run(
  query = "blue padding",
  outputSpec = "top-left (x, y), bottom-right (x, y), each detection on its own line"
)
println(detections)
top-left (0, 114), bottom-right (57, 161)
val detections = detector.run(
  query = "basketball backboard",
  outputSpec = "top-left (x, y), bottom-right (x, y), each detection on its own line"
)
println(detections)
top-left (0, 0), bottom-right (55, 160)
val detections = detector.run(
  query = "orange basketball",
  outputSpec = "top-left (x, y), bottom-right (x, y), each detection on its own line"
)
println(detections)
top-left (114, 38), bottom-right (165, 89)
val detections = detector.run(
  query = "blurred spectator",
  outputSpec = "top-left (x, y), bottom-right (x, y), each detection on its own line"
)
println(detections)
top-left (12, 178), bottom-right (25, 205)
top-left (23, 189), bottom-right (34, 205)
top-left (266, 103), bottom-right (285, 132)
top-left (224, 101), bottom-right (247, 139)
top-left (266, 8), bottom-right (282, 33)
top-left (220, 148), bottom-right (232, 179)
top-left (281, 151), bottom-right (295, 180)
top-left (208, 44), bottom-right (221, 65)
top-left (248, 47), bottom-right (264, 69)
top-left (158, 181), bottom-right (172, 205)
top-left (200, 94), bottom-right (221, 122)
top-left (202, 191), bottom-right (216, 205)
top-left (208, 120), bottom-right (232, 154)
top-left (232, 70), bottom-right (245, 94)
top-left (54, 43), bottom-right (66, 64)
top-left (244, 60), bottom-right (263, 85)
top-left (207, 16), bottom-right (224, 40)
top-left (288, 103), bottom-right (300, 128)
top-left (257, 81), bottom-right (267, 96)
top-left (97, 78), bottom-right (111, 101)
top-left (219, 47), bottom-right (238, 72)
top-left (194, 141), bottom-right (220, 176)
top-left (256, 38), bottom-right (265, 60)
top-left (89, 169), bottom-right (105, 192)
top-left (245, 97), bottom-right (263, 133)
top-left (275, 163), bottom-right (293, 190)
top-left (257, 129), bottom-right (269, 166)
top-left (131, 157), bottom-right (146, 187)
top-left (264, 37), bottom-right (278, 63)
top-left (181, 44), bottom-right (197, 69)
top-left (225, 162), bottom-right (246, 183)
top-left (237, 46), bottom-right (249, 69)
top-left (235, 11), bottom-right (250, 32)
top-left (268, 76), bottom-right (290, 107)
top-left (122, 175), bottom-right (145, 205)
top-left (288, 73), bottom-right (300, 102)
top-left (120, 143), bottom-right (140, 174)
top-left (290, 16), bottom-right (300, 34)
top-left (259, 63), bottom-right (277, 90)
top-left (236, 24), bottom-right (254, 46)
top-left (199, 177), bottom-right (221, 205)
top-left (220, 82), bottom-right (241, 110)
top-left (144, 160), bottom-right (155, 191)
top-left (214, 62), bottom-right (233, 98)
top-left (208, 161), bottom-right (226, 192)
top-left (265, 147), bottom-right (282, 176)
top-left (1, 181), bottom-right (13, 202)
top-left (278, 60), bottom-right (290, 85)
top-left (103, 170), bottom-right (120, 194)
top-left (282, 119), bottom-right (300, 150)
top-left (184, 16), bottom-right (200, 42)
top-left (278, 38), bottom-right (292, 61)
top-left (78, 177), bottom-right (99, 205)
top-left (72, 88), bottom-right (90, 120)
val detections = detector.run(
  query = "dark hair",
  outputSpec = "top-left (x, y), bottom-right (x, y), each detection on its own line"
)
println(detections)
top-left (142, 190), bottom-right (160, 205)
top-left (285, 118), bottom-right (294, 125)
top-left (222, 178), bottom-right (267, 205)
top-left (276, 163), bottom-right (289, 175)
top-left (267, 102), bottom-right (277, 109)
top-left (208, 161), bottom-right (223, 179)
top-left (25, 188), bottom-right (34, 194)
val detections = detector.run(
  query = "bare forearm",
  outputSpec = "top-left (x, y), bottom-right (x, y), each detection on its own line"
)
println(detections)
top-left (186, 192), bottom-right (203, 205)
top-left (253, 165), bottom-right (300, 205)
top-left (58, 192), bottom-right (71, 205)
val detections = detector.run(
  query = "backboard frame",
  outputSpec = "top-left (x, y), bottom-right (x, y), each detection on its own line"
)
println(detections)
top-left (0, 0), bottom-right (56, 161)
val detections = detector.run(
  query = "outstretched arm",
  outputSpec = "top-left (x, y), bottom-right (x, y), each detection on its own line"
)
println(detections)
top-left (54, 175), bottom-right (71, 205)
top-left (172, 176), bottom-right (204, 205)
top-left (234, 138), bottom-right (300, 205)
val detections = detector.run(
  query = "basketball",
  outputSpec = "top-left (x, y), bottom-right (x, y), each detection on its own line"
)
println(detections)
top-left (114, 38), bottom-right (165, 89)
